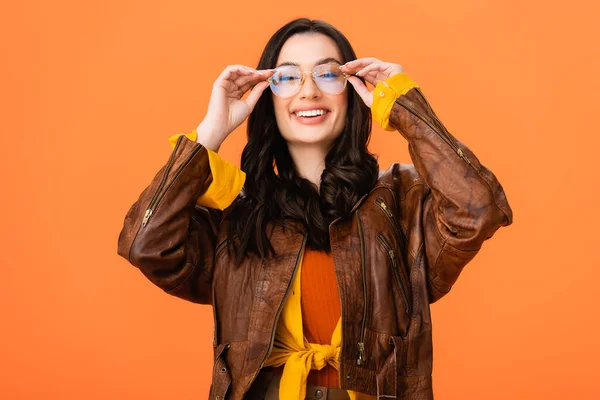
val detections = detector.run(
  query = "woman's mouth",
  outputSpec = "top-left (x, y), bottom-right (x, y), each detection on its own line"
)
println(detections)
top-left (291, 109), bottom-right (331, 125)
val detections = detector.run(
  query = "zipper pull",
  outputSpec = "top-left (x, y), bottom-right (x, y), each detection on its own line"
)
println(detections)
top-left (142, 209), bottom-right (153, 227)
top-left (356, 342), bottom-right (365, 366)
top-left (457, 148), bottom-right (471, 165)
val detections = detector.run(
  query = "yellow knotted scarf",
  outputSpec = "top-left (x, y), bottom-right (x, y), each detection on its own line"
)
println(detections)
top-left (263, 250), bottom-right (375, 400)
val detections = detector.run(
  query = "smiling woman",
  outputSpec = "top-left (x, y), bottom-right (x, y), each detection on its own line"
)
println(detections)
top-left (271, 34), bottom-right (351, 182)
top-left (117, 16), bottom-right (513, 400)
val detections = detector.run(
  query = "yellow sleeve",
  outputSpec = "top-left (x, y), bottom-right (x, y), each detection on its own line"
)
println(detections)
top-left (167, 130), bottom-right (246, 210)
top-left (371, 72), bottom-right (420, 131)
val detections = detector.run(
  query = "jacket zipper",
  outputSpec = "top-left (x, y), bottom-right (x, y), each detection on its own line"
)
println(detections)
top-left (142, 137), bottom-right (203, 227)
top-left (394, 92), bottom-right (472, 166)
top-left (356, 209), bottom-right (367, 366)
top-left (414, 87), bottom-right (438, 120)
top-left (377, 234), bottom-right (411, 316)
top-left (375, 197), bottom-right (405, 242)
top-left (141, 135), bottom-right (184, 226)
top-left (329, 192), bottom-right (370, 369)
top-left (248, 233), bottom-right (307, 385)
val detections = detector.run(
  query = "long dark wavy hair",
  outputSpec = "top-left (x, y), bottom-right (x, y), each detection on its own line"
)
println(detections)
top-left (225, 18), bottom-right (379, 265)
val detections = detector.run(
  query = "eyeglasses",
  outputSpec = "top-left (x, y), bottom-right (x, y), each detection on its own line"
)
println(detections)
top-left (267, 63), bottom-right (350, 98)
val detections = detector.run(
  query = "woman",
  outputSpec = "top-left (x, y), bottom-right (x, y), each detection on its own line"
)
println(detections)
top-left (117, 18), bottom-right (513, 400)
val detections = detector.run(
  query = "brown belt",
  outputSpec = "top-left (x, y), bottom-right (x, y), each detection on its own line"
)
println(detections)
top-left (264, 372), bottom-right (351, 400)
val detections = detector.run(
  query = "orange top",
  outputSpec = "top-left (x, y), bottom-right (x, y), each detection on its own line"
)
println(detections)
top-left (272, 247), bottom-right (341, 387)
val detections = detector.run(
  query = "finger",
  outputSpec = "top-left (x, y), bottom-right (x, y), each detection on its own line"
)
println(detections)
top-left (345, 57), bottom-right (379, 67)
top-left (233, 69), bottom-right (275, 88)
top-left (348, 76), bottom-right (373, 108)
top-left (356, 63), bottom-right (382, 77)
top-left (357, 69), bottom-right (380, 87)
top-left (237, 81), bottom-right (255, 96)
top-left (341, 58), bottom-right (380, 73)
top-left (233, 74), bottom-right (265, 90)
top-left (355, 65), bottom-right (384, 86)
top-left (216, 69), bottom-right (268, 96)
top-left (234, 70), bottom-right (275, 97)
top-left (247, 67), bottom-right (276, 75)
top-left (244, 81), bottom-right (270, 110)
top-left (216, 65), bottom-right (255, 86)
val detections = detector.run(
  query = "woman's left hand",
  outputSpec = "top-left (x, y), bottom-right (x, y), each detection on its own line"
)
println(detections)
top-left (340, 58), bottom-right (404, 108)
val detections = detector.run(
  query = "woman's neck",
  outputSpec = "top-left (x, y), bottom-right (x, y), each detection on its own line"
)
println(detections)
top-left (286, 141), bottom-right (331, 193)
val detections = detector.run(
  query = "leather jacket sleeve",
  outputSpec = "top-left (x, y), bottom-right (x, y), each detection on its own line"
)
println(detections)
top-left (168, 130), bottom-right (247, 210)
top-left (117, 135), bottom-right (223, 304)
top-left (388, 85), bottom-right (514, 303)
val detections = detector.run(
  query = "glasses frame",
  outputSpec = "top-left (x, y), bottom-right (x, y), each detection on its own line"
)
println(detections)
top-left (266, 63), bottom-right (350, 98)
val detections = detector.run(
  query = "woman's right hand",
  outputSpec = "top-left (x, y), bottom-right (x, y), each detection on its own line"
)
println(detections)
top-left (196, 65), bottom-right (274, 151)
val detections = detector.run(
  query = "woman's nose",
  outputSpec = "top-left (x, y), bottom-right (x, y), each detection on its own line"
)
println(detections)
top-left (298, 72), bottom-right (321, 99)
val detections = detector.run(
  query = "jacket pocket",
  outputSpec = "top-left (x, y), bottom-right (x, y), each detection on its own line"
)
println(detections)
top-left (375, 197), bottom-right (405, 242)
top-left (375, 335), bottom-right (408, 397)
top-left (210, 343), bottom-right (232, 400)
top-left (377, 234), bottom-right (412, 317)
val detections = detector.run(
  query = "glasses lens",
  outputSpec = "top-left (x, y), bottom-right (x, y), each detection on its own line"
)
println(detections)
top-left (314, 64), bottom-right (346, 95)
top-left (269, 66), bottom-right (302, 97)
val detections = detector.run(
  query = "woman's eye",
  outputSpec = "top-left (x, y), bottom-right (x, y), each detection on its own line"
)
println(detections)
top-left (319, 72), bottom-right (339, 79)
top-left (280, 75), bottom-right (299, 82)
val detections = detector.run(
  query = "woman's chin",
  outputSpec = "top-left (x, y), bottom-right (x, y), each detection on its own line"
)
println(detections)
top-left (287, 129), bottom-right (335, 145)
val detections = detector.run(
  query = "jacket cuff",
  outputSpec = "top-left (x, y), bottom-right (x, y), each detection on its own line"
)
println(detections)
top-left (168, 130), bottom-right (198, 149)
top-left (371, 72), bottom-right (420, 131)
top-left (168, 130), bottom-right (246, 210)
top-left (200, 146), bottom-right (246, 210)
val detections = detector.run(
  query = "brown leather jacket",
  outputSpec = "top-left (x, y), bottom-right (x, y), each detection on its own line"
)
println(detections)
top-left (117, 86), bottom-right (513, 400)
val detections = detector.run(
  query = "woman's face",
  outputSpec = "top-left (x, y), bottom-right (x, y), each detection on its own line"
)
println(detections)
top-left (272, 33), bottom-right (348, 148)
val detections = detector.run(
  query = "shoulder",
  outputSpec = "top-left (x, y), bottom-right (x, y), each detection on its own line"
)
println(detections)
top-left (376, 163), bottom-right (428, 200)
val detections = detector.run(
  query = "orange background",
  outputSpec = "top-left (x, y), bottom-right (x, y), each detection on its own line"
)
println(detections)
top-left (2, 0), bottom-right (599, 398)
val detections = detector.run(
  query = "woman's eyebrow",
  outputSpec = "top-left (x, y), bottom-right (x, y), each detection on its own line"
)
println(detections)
top-left (275, 57), bottom-right (343, 68)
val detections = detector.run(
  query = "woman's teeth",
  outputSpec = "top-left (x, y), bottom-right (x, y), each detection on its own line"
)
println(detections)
top-left (294, 109), bottom-right (328, 117)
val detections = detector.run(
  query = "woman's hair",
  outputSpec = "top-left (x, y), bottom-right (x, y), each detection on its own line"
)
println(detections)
top-left (225, 17), bottom-right (380, 265)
